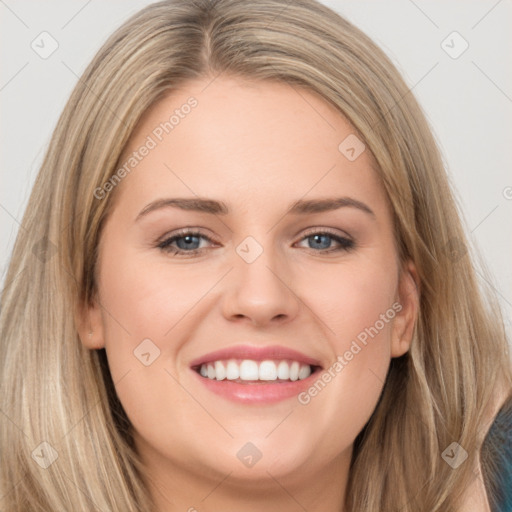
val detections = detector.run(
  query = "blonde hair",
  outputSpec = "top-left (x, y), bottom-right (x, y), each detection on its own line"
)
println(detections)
top-left (1, 0), bottom-right (510, 510)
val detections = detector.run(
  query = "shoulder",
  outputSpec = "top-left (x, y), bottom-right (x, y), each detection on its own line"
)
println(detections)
top-left (458, 383), bottom-right (512, 512)
top-left (480, 394), bottom-right (512, 512)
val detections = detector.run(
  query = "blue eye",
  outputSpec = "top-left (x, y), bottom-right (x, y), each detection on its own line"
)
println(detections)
top-left (157, 229), bottom-right (354, 256)
top-left (157, 231), bottom-right (209, 254)
top-left (301, 232), bottom-right (354, 252)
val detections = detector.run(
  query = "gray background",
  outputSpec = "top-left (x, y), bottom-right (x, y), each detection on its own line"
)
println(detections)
top-left (1, 0), bottom-right (511, 337)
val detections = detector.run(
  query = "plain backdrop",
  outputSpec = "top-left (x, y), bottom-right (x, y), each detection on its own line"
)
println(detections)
top-left (1, 0), bottom-right (511, 338)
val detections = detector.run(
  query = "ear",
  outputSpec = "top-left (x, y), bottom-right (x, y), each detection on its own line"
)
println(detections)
top-left (390, 259), bottom-right (420, 358)
top-left (75, 293), bottom-right (106, 350)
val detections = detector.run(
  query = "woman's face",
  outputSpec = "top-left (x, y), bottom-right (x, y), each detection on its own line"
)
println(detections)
top-left (82, 76), bottom-right (418, 492)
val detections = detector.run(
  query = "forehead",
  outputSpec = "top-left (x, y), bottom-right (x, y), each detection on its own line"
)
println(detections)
top-left (113, 76), bottom-right (388, 218)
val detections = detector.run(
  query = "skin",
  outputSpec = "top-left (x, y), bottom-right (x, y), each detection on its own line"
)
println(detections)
top-left (79, 76), bottom-right (420, 512)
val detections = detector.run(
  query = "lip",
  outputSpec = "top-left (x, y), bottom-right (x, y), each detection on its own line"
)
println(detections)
top-left (189, 344), bottom-right (322, 368)
top-left (189, 344), bottom-right (323, 404)
top-left (191, 369), bottom-right (322, 404)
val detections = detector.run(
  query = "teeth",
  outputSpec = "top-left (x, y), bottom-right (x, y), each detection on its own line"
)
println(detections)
top-left (289, 361), bottom-right (300, 381)
top-left (277, 360), bottom-right (290, 380)
top-left (240, 360), bottom-right (259, 380)
top-left (214, 361), bottom-right (226, 380)
top-left (259, 360), bottom-right (277, 381)
top-left (298, 364), bottom-right (311, 380)
top-left (198, 359), bottom-right (313, 382)
top-left (226, 360), bottom-right (239, 380)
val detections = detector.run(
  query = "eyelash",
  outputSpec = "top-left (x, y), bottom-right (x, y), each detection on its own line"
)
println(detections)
top-left (156, 228), bottom-right (355, 256)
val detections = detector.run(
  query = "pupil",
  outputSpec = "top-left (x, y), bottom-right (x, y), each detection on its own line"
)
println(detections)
top-left (178, 235), bottom-right (199, 250)
top-left (311, 234), bottom-right (330, 249)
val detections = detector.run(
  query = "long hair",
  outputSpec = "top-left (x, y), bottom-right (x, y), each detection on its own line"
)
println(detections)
top-left (1, 0), bottom-right (510, 510)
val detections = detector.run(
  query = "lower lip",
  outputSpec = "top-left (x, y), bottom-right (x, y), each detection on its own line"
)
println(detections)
top-left (191, 368), bottom-right (321, 404)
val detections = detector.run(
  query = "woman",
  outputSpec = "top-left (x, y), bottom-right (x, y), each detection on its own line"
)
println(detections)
top-left (0, 0), bottom-right (510, 510)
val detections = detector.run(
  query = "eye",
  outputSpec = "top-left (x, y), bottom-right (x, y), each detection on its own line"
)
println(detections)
top-left (157, 228), bottom-right (355, 256)
top-left (157, 230), bottom-right (215, 255)
top-left (296, 229), bottom-right (354, 253)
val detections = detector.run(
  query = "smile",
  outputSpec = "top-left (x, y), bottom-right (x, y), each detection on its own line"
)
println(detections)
top-left (190, 344), bottom-right (324, 403)
top-left (197, 359), bottom-right (314, 382)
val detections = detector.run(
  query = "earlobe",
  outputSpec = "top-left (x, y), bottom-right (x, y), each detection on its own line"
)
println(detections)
top-left (391, 260), bottom-right (420, 358)
top-left (75, 295), bottom-right (106, 350)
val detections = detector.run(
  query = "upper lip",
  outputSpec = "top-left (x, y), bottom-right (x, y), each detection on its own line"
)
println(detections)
top-left (189, 344), bottom-right (323, 369)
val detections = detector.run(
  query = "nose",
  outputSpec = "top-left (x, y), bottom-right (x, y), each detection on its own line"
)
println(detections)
top-left (220, 243), bottom-right (300, 328)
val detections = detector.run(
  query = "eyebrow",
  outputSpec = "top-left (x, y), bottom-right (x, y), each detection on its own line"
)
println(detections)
top-left (135, 196), bottom-right (375, 221)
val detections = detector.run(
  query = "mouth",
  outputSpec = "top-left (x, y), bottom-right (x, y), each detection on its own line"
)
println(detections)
top-left (189, 345), bottom-right (324, 403)
top-left (192, 359), bottom-right (322, 384)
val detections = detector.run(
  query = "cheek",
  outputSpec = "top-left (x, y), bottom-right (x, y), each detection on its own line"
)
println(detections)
top-left (96, 244), bottom-right (226, 450)
top-left (97, 241), bottom-right (214, 348)
top-left (303, 253), bottom-right (398, 351)
top-left (294, 256), bottom-right (397, 438)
